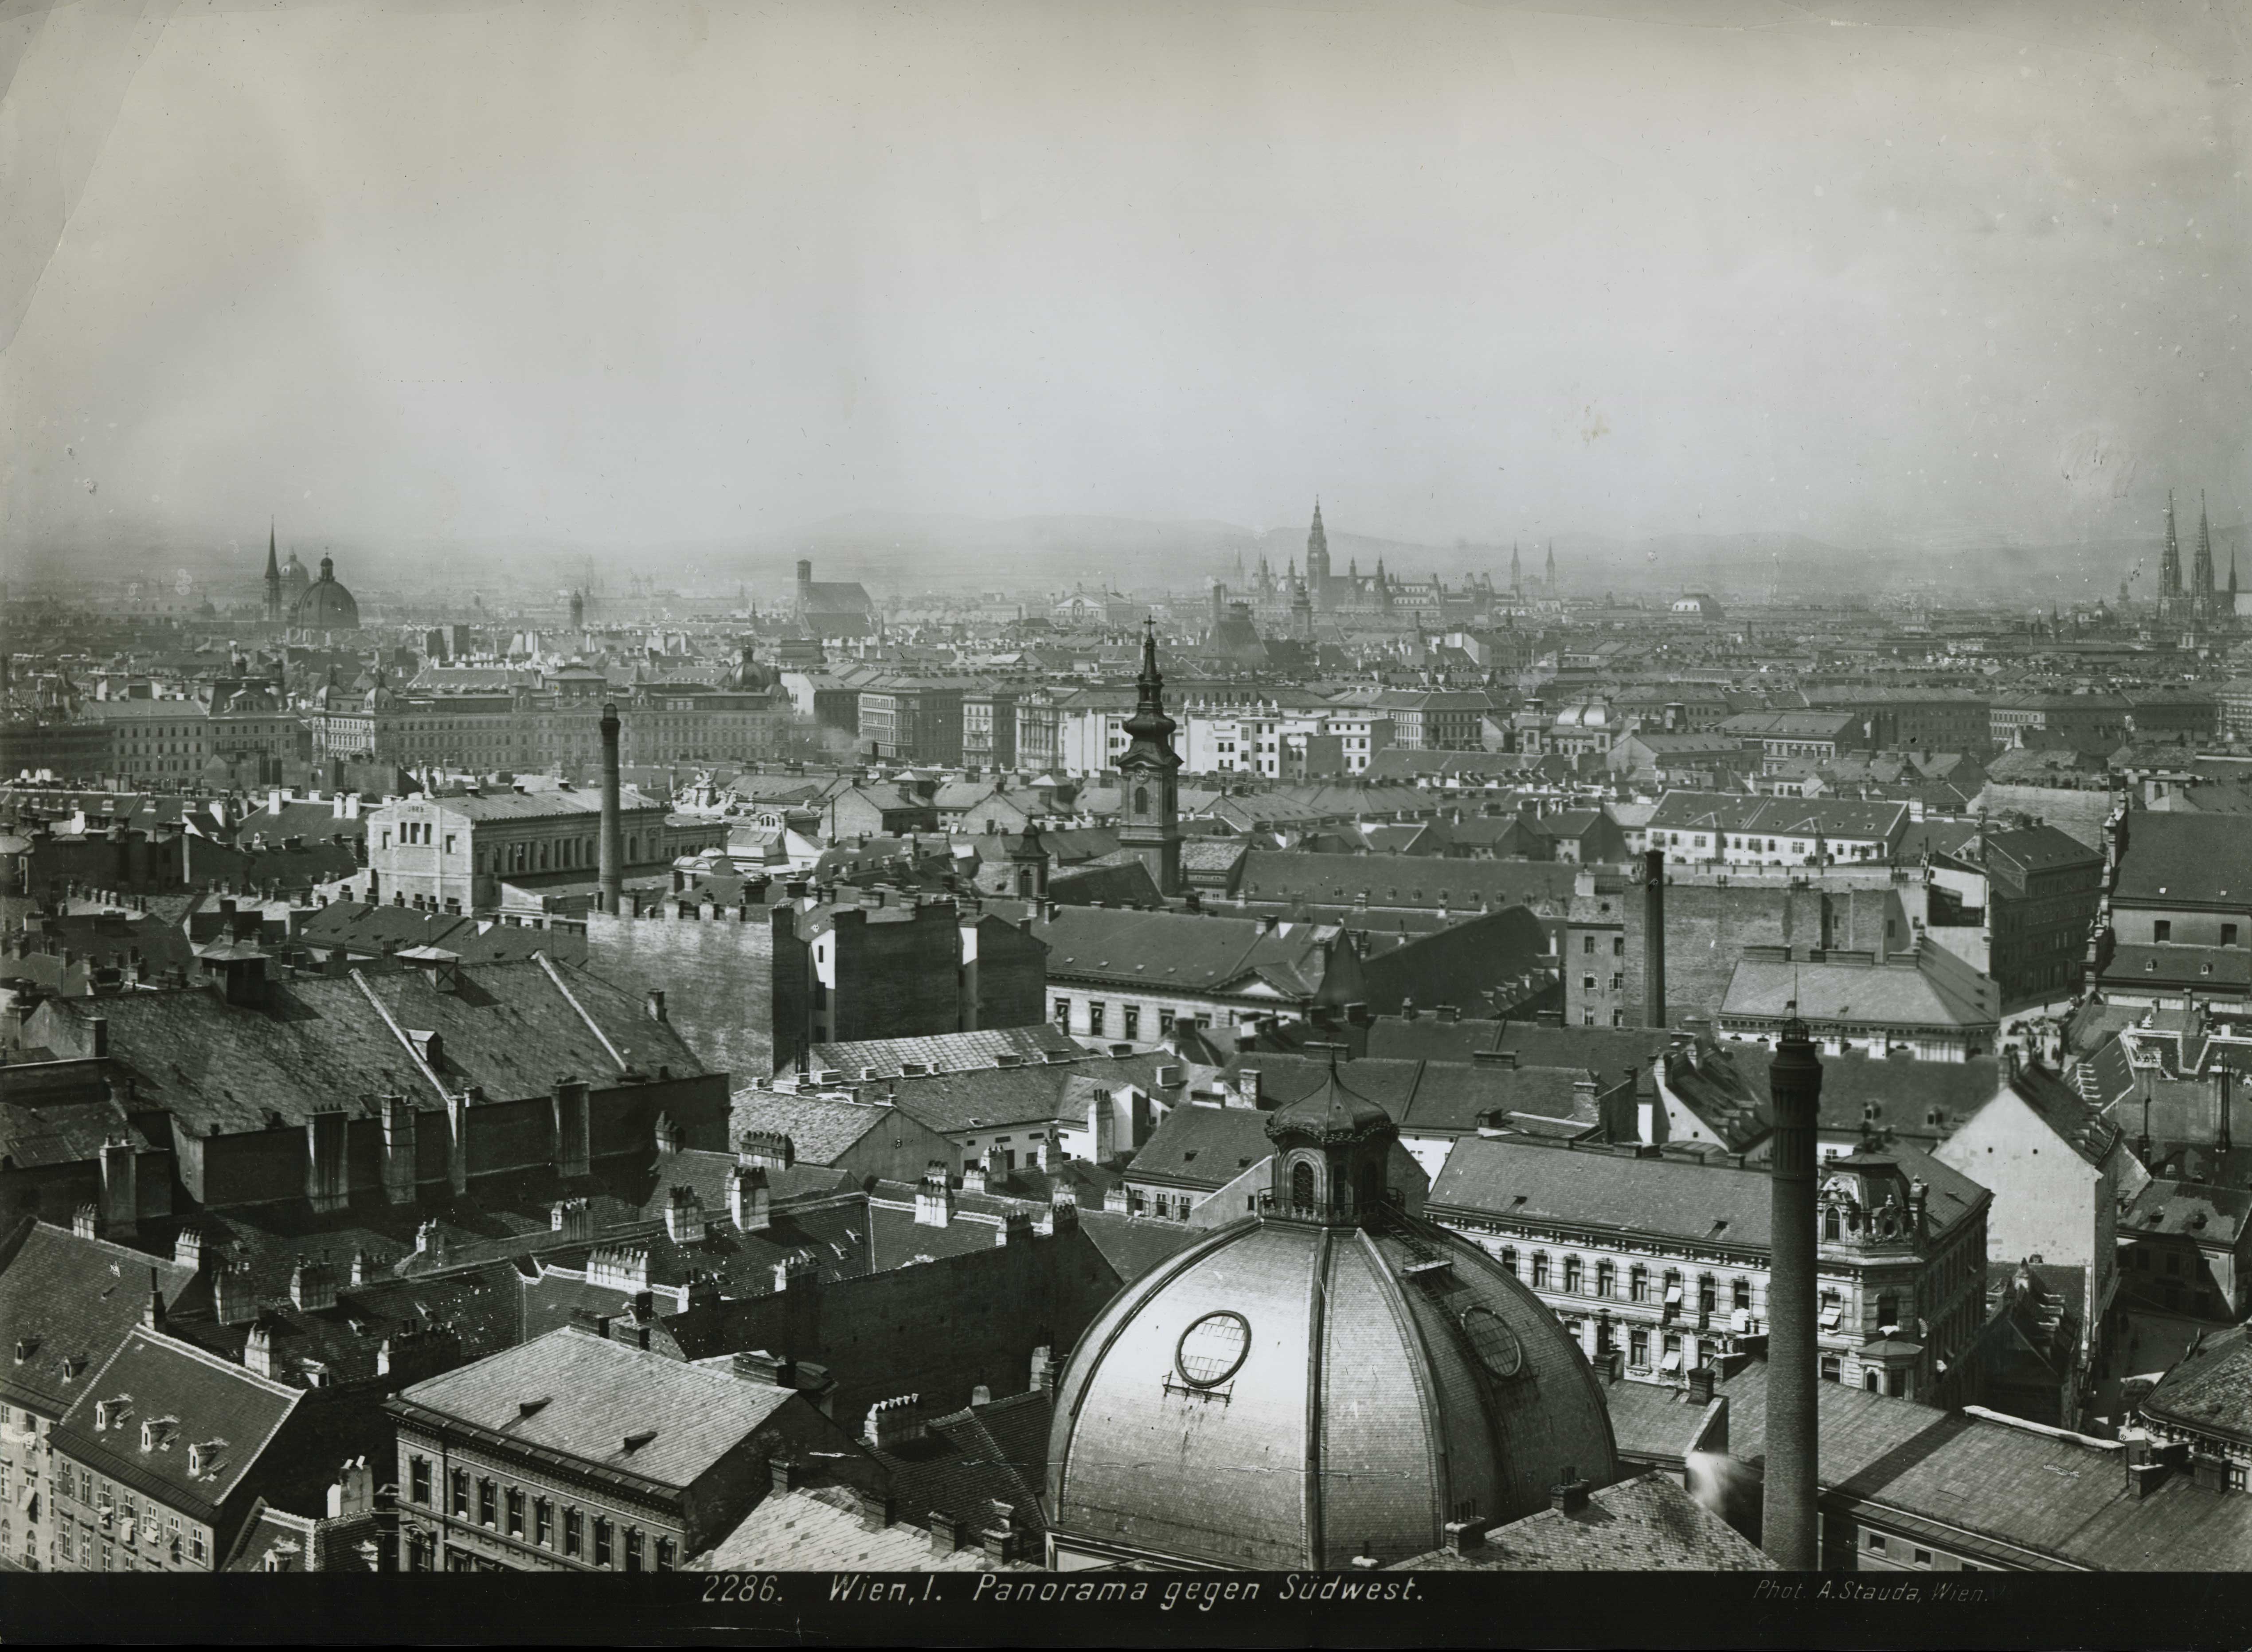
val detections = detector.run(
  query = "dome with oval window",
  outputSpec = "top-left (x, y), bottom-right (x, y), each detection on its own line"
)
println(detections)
top-left (1045, 1061), bottom-right (1619, 1570)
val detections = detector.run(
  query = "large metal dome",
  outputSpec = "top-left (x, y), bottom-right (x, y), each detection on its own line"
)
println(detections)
top-left (291, 555), bottom-right (360, 630)
top-left (1046, 1082), bottom-right (1618, 1570)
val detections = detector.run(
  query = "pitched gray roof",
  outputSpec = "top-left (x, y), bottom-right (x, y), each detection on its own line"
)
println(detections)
top-left (396, 1325), bottom-right (798, 1489)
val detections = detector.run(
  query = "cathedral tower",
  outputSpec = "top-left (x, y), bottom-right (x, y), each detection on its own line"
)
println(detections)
top-left (2161, 492), bottom-right (2183, 609)
top-left (1306, 501), bottom-right (1331, 613)
top-left (263, 521), bottom-right (282, 625)
top-left (1116, 621), bottom-right (1182, 897)
top-left (2193, 492), bottom-right (2217, 619)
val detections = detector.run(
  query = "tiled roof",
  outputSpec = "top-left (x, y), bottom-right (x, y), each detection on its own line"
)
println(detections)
top-left (692, 1482), bottom-right (1034, 1571)
top-left (1237, 851), bottom-right (1580, 912)
top-left (728, 1091), bottom-right (899, 1162)
top-left (1124, 1104), bottom-right (1281, 1191)
top-left (875, 1390), bottom-right (1053, 1537)
top-left (1720, 952), bottom-right (1997, 1031)
top-left (1430, 1134), bottom-right (1986, 1247)
top-left (1394, 1472), bottom-right (1775, 1570)
top-left (1030, 906), bottom-right (1336, 998)
top-left (1645, 790), bottom-right (1908, 841)
top-left (396, 1325), bottom-right (799, 1489)
top-left (2113, 813), bottom-right (2252, 906)
top-left (0, 1087), bottom-right (156, 1169)
top-left (0, 1220), bottom-right (202, 1416)
top-left (1600, 1373), bottom-right (1723, 1464)
top-left (2121, 1179), bottom-right (2252, 1245)
top-left (51, 1327), bottom-right (303, 1519)
top-left (864, 1050), bottom-right (1177, 1137)
top-left (2141, 1325), bottom-right (2252, 1445)
top-left (63, 958), bottom-right (711, 1136)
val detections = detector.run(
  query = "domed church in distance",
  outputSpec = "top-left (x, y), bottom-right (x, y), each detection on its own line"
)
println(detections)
top-left (1045, 1061), bottom-right (1619, 1570)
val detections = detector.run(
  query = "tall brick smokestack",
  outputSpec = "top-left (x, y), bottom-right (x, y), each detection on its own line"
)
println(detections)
top-left (1762, 1014), bottom-right (1823, 1569)
top-left (598, 701), bottom-right (624, 915)
top-left (1642, 848), bottom-right (1667, 1030)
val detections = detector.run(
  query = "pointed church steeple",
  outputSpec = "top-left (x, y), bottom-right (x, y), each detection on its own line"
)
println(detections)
top-left (2162, 491), bottom-right (2182, 598)
top-left (2193, 490), bottom-right (2217, 615)
top-left (1117, 620), bottom-right (1182, 896)
top-left (1544, 539), bottom-right (1557, 592)
top-left (263, 519), bottom-right (283, 625)
top-left (1305, 499), bottom-right (1332, 613)
top-left (1509, 542), bottom-right (1522, 594)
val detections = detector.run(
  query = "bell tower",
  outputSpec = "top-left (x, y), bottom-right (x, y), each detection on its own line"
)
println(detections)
top-left (1116, 621), bottom-right (1182, 897)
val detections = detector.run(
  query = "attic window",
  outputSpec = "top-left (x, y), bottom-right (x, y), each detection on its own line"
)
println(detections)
top-left (621, 1429), bottom-right (657, 1452)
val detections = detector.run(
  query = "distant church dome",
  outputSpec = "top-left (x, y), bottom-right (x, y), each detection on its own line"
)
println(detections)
top-left (292, 555), bottom-right (360, 630)
top-left (280, 552), bottom-right (312, 600)
top-left (1045, 1067), bottom-right (1618, 1570)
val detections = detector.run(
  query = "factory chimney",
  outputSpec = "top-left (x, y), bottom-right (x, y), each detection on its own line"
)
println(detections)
top-left (2218, 1063), bottom-right (2234, 1159)
top-left (598, 701), bottom-right (625, 914)
top-left (1642, 848), bottom-right (1667, 1031)
top-left (1762, 1012), bottom-right (1823, 1570)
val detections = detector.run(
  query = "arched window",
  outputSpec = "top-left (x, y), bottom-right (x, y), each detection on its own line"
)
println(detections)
top-left (1134, 785), bottom-right (1150, 815)
top-left (1291, 1160), bottom-right (1316, 1210)
top-left (1824, 1206), bottom-right (1842, 1241)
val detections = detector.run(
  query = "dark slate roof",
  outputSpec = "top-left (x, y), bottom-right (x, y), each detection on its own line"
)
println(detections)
top-left (1728, 1047), bottom-right (2002, 1144)
top-left (1599, 1371), bottom-right (1723, 1465)
top-left (2121, 1179), bottom-right (2252, 1245)
top-left (1029, 906), bottom-right (1335, 999)
top-left (856, 1050), bottom-right (1176, 1137)
top-left (2113, 813), bottom-right (2252, 906)
top-left (1216, 1050), bottom-right (1610, 1138)
top-left (0, 1220), bottom-right (202, 1417)
top-left (1236, 851), bottom-right (1580, 912)
top-left (873, 1390), bottom-right (1053, 1538)
top-left (396, 1325), bottom-right (799, 1488)
top-left (1982, 823), bottom-right (2100, 878)
top-left (1394, 1472), bottom-right (1775, 1571)
top-left (51, 1327), bottom-right (302, 1520)
top-left (0, 1087), bottom-right (156, 1169)
top-left (2141, 1326), bottom-right (2252, 1446)
top-left (59, 958), bottom-right (711, 1136)
top-left (1069, 1209), bottom-right (1204, 1283)
top-left (166, 1259), bottom-right (528, 1389)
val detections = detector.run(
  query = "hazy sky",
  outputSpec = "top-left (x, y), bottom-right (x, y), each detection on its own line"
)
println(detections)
top-left (3, 0), bottom-right (2246, 568)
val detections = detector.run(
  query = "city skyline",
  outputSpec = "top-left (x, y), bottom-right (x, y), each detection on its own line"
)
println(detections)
top-left (5, 0), bottom-right (2246, 568)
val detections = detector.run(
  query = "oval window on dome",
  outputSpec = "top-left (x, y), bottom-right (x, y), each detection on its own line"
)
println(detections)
top-left (1458, 1304), bottom-right (1525, 1379)
top-left (1175, 1312), bottom-right (1251, 1388)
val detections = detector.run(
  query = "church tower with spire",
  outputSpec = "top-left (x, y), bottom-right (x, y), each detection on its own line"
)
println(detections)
top-left (1509, 542), bottom-right (1522, 596)
top-left (263, 521), bottom-right (282, 625)
top-left (2193, 492), bottom-right (2217, 620)
top-left (1116, 621), bottom-right (1183, 896)
top-left (1544, 540), bottom-right (1558, 594)
top-left (2160, 492), bottom-right (2183, 618)
top-left (1306, 501), bottom-right (1332, 613)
